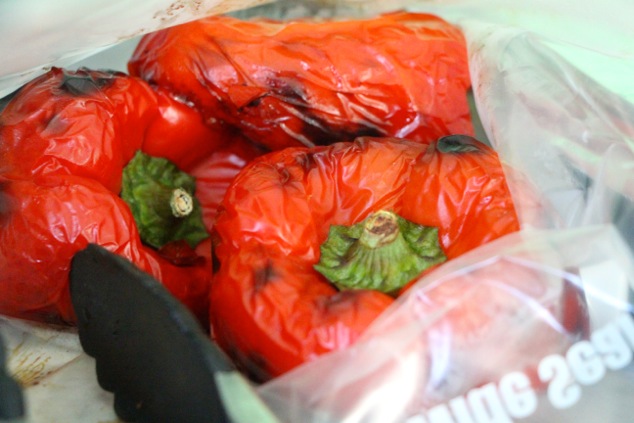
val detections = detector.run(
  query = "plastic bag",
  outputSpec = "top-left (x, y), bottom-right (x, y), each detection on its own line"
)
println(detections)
top-left (2, 1), bottom-right (634, 422)
top-left (464, 24), bottom-right (634, 243)
top-left (255, 7), bottom-right (634, 423)
top-left (0, 0), bottom-right (272, 98)
top-left (258, 226), bottom-right (634, 422)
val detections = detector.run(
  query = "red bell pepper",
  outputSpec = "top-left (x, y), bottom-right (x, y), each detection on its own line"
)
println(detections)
top-left (128, 12), bottom-right (474, 151)
top-left (189, 130), bottom-right (267, 230)
top-left (0, 67), bottom-right (222, 324)
top-left (209, 135), bottom-right (522, 381)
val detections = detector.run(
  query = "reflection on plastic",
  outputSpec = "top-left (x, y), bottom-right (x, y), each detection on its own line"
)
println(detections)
top-left (407, 312), bottom-right (634, 422)
top-left (258, 225), bottom-right (634, 423)
top-left (466, 24), bottom-right (634, 238)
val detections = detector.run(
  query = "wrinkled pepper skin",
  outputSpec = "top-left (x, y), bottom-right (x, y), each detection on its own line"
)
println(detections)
top-left (0, 68), bottom-right (221, 324)
top-left (209, 135), bottom-right (521, 382)
top-left (189, 130), bottom-right (267, 230)
top-left (128, 12), bottom-right (473, 151)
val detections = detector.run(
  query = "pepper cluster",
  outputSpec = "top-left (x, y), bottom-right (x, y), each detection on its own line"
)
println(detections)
top-left (0, 12), bottom-right (522, 381)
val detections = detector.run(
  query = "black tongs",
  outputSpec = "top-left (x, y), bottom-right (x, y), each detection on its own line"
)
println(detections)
top-left (69, 244), bottom-right (280, 423)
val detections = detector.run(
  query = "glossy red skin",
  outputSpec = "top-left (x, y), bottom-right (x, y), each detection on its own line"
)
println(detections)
top-left (0, 68), bottom-right (220, 324)
top-left (189, 130), bottom-right (266, 230)
top-left (210, 136), bottom-right (521, 381)
top-left (128, 12), bottom-right (474, 151)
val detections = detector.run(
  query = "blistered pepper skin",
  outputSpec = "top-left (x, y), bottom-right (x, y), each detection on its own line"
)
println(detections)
top-left (128, 12), bottom-right (474, 151)
top-left (0, 68), bottom-right (220, 324)
top-left (210, 136), bottom-right (521, 381)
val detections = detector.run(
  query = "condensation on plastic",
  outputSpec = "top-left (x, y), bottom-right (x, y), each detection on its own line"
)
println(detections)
top-left (0, 0), bottom-right (272, 98)
top-left (255, 12), bottom-right (634, 423)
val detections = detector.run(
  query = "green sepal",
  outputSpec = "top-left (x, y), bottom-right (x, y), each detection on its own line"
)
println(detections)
top-left (121, 151), bottom-right (208, 250)
top-left (314, 211), bottom-right (446, 295)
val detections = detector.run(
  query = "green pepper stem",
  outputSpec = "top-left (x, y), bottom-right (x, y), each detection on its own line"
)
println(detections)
top-left (121, 151), bottom-right (208, 250)
top-left (314, 210), bottom-right (446, 295)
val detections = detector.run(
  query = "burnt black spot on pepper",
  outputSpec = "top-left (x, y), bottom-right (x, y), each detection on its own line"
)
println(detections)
top-left (59, 69), bottom-right (116, 97)
top-left (294, 151), bottom-right (318, 173)
top-left (0, 181), bottom-right (11, 226)
top-left (258, 75), bottom-right (384, 146)
top-left (266, 76), bottom-right (305, 103)
top-left (253, 260), bottom-right (277, 291)
top-left (211, 250), bottom-right (221, 275)
top-left (437, 134), bottom-right (484, 154)
top-left (224, 339), bottom-right (272, 383)
top-left (298, 111), bottom-right (383, 146)
top-left (245, 96), bottom-right (262, 108)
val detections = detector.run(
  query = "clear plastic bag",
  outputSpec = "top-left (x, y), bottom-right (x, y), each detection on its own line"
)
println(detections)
top-left (2, 1), bottom-right (634, 422)
top-left (464, 24), bottom-right (634, 243)
top-left (0, 0), bottom-right (271, 98)
top-left (258, 226), bottom-right (634, 422)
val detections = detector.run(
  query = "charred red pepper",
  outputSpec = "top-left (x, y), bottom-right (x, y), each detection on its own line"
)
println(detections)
top-left (128, 12), bottom-right (474, 151)
top-left (0, 67), bottom-right (224, 324)
top-left (209, 135), bottom-right (521, 381)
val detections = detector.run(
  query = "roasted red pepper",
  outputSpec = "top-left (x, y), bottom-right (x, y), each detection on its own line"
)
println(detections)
top-left (128, 12), bottom-right (474, 151)
top-left (189, 130), bottom-right (266, 230)
top-left (0, 67), bottom-right (222, 324)
top-left (209, 135), bottom-right (521, 381)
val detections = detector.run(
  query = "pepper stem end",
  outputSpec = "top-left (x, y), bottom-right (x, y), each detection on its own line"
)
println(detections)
top-left (170, 188), bottom-right (194, 218)
top-left (315, 210), bottom-right (446, 295)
